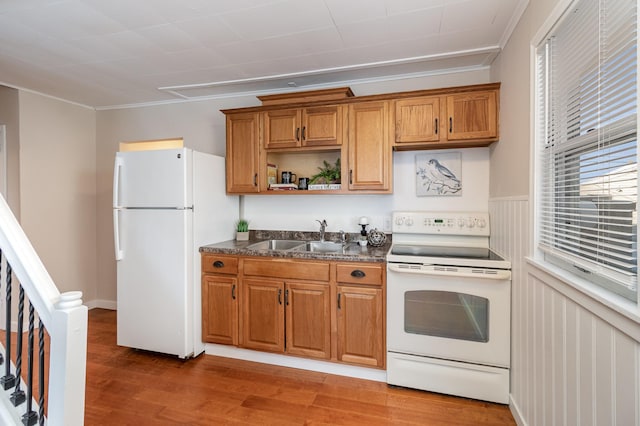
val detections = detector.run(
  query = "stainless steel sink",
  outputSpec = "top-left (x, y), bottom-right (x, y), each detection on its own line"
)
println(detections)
top-left (246, 239), bottom-right (305, 251)
top-left (304, 240), bottom-right (345, 253)
top-left (246, 239), bottom-right (357, 254)
top-left (247, 240), bottom-right (346, 253)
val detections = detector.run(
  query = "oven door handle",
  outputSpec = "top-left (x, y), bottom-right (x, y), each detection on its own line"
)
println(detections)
top-left (387, 264), bottom-right (511, 280)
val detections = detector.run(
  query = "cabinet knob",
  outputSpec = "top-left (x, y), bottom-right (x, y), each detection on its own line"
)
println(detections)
top-left (449, 117), bottom-right (453, 133)
top-left (296, 127), bottom-right (300, 141)
top-left (301, 126), bottom-right (306, 140)
top-left (435, 118), bottom-right (438, 135)
top-left (351, 269), bottom-right (366, 278)
top-left (213, 260), bottom-right (224, 268)
top-left (231, 284), bottom-right (236, 300)
top-left (337, 293), bottom-right (341, 309)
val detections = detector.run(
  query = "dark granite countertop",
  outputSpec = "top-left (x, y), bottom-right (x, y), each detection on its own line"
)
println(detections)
top-left (200, 230), bottom-right (391, 263)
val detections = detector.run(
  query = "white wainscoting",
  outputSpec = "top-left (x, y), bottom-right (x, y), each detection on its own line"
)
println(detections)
top-left (489, 197), bottom-right (640, 426)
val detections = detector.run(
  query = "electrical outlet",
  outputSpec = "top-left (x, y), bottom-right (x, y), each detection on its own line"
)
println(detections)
top-left (383, 216), bottom-right (392, 232)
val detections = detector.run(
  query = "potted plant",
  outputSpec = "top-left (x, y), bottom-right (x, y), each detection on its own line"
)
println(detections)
top-left (310, 158), bottom-right (341, 184)
top-left (236, 219), bottom-right (250, 241)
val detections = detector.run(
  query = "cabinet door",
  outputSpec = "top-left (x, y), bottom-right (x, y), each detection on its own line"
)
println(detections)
top-left (202, 275), bottom-right (238, 345)
top-left (395, 97), bottom-right (440, 144)
top-left (302, 106), bottom-right (341, 147)
top-left (285, 282), bottom-right (331, 359)
top-left (241, 278), bottom-right (284, 352)
top-left (337, 285), bottom-right (384, 368)
top-left (347, 101), bottom-right (392, 191)
top-left (226, 113), bottom-right (260, 193)
top-left (446, 91), bottom-right (498, 141)
top-left (264, 109), bottom-right (301, 149)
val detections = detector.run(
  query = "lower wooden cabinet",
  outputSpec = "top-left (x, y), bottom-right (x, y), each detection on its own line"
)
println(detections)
top-left (201, 254), bottom-right (385, 369)
top-left (202, 255), bottom-right (239, 345)
top-left (242, 278), bottom-right (284, 352)
top-left (241, 278), bottom-right (331, 360)
top-left (336, 285), bottom-right (384, 368)
top-left (335, 262), bottom-right (385, 368)
top-left (202, 275), bottom-right (238, 345)
top-left (285, 281), bottom-right (331, 359)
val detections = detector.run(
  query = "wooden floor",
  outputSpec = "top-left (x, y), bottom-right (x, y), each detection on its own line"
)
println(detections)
top-left (85, 309), bottom-right (515, 425)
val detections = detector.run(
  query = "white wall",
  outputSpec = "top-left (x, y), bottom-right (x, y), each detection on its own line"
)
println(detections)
top-left (95, 68), bottom-right (492, 305)
top-left (489, 0), bottom-right (564, 198)
top-left (18, 91), bottom-right (97, 300)
top-left (0, 86), bottom-right (20, 214)
top-left (490, 0), bottom-right (640, 424)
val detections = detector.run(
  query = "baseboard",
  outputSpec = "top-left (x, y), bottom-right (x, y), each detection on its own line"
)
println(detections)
top-left (85, 299), bottom-right (116, 310)
top-left (509, 394), bottom-right (527, 426)
top-left (205, 343), bottom-right (387, 382)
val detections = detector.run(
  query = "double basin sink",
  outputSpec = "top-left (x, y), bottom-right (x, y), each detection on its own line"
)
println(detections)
top-left (246, 239), bottom-right (355, 254)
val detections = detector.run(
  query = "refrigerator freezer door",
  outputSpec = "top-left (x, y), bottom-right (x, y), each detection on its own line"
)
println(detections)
top-left (116, 208), bottom-right (194, 358)
top-left (114, 148), bottom-right (192, 208)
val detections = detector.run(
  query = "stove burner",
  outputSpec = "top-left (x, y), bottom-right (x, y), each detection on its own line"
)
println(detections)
top-left (390, 244), bottom-right (505, 261)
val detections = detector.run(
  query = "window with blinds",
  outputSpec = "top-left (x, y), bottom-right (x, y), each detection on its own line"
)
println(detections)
top-left (536, 0), bottom-right (638, 301)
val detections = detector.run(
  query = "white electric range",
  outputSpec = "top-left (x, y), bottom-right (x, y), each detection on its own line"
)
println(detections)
top-left (386, 211), bottom-right (511, 404)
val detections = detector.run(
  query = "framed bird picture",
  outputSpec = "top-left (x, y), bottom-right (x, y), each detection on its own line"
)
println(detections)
top-left (415, 152), bottom-right (462, 196)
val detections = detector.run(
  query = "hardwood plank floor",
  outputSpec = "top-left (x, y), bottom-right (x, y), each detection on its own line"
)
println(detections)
top-left (85, 309), bottom-right (515, 425)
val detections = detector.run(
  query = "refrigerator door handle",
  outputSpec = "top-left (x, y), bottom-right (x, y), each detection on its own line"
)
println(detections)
top-left (113, 156), bottom-right (123, 207)
top-left (113, 209), bottom-right (124, 261)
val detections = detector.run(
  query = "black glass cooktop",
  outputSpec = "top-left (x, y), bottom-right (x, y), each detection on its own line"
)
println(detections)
top-left (390, 244), bottom-right (505, 261)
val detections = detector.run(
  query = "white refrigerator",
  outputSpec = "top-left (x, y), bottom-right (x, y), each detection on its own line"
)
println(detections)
top-left (113, 148), bottom-right (238, 358)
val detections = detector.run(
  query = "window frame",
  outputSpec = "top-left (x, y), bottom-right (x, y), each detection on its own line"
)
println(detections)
top-left (532, 0), bottom-right (639, 308)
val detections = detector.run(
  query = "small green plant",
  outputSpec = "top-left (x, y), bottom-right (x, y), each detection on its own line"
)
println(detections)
top-left (236, 219), bottom-right (249, 232)
top-left (310, 158), bottom-right (341, 184)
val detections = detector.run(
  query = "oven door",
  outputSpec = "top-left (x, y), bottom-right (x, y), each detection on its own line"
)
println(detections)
top-left (387, 263), bottom-right (511, 368)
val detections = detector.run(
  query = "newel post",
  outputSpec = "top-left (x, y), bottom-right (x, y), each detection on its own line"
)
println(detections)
top-left (47, 291), bottom-right (88, 426)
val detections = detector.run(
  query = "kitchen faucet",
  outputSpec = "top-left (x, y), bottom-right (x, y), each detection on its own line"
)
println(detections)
top-left (316, 219), bottom-right (327, 241)
top-left (339, 230), bottom-right (347, 245)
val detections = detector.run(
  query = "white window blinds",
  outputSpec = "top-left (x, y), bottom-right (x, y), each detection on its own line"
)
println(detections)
top-left (536, 0), bottom-right (638, 300)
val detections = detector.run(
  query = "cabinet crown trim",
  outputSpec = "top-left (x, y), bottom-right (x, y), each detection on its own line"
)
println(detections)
top-left (221, 82), bottom-right (500, 114)
top-left (257, 87), bottom-right (355, 106)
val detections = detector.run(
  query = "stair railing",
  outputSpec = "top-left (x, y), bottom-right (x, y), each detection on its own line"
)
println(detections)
top-left (0, 194), bottom-right (87, 425)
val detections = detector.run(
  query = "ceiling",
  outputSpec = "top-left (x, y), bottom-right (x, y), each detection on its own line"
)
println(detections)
top-left (0, 0), bottom-right (528, 109)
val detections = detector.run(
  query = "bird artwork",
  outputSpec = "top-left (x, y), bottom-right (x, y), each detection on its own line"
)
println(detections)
top-left (416, 154), bottom-right (462, 195)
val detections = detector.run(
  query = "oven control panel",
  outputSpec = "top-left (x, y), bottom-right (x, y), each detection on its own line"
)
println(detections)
top-left (392, 211), bottom-right (490, 236)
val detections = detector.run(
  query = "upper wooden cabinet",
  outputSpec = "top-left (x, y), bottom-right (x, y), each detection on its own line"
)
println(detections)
top-left (263, 109), bottom-right (299, 149)
top-left (225, 112), bottom-right (260, 193)
top-left (222, 83), bottom-right (500, 194)
top-left (446, 90), bottom-right (498, 141)
top-left (347, 101), bottom-right (392, 192)
top-left (393, 86), bottom-right (499, 150)
top-left (263, 105), bottom-right (342, 149)
top-left (395, 96), bottom-right (440, 144)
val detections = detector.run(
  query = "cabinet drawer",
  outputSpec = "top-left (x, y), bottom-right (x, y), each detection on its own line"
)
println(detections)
top-left (244, 258), bottom-right (329, 281)
top-left (202, 255), bottom-right (238, 274)
top-left (336, 263), bottom-right (383, 286)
